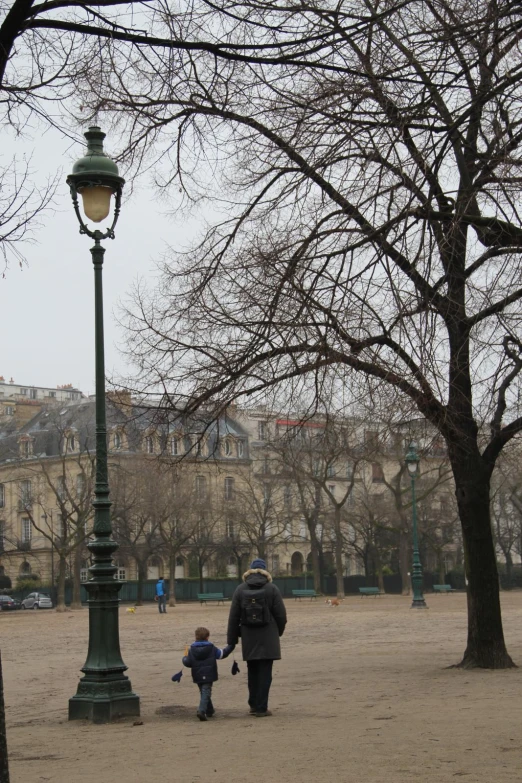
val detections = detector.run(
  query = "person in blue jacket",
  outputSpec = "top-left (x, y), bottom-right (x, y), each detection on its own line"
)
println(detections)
top-left (155, 577), bottom-right (167, 613)
top-left (182, 626), bottom-right (235, 721)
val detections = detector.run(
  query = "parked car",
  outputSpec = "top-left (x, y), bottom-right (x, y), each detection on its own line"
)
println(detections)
top-left (21, 592), bottom-right (53, 610)
top-left (0, 595), bottom-right (22, 611)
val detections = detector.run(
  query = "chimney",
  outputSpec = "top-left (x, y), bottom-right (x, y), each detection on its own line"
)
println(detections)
top-left (106, 390), bottom-right (132, 412)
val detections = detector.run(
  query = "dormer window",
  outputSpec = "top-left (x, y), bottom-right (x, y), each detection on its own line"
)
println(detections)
top-left (171, 436), bottom-right (183, 456)
top-left (224, 439), bottom-right (232, 457)
top-left (145, 435), bottom-right (154, 454)
top-left (237, 440), bottom-right (244, 458)
top-left (114, 432), bottom-right (122, 450)
top-left (19, 436), bottom-right (34, 458)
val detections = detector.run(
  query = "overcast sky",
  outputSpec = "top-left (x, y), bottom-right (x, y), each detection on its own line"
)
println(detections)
top-left (1, 124), bottom-right (197, 397)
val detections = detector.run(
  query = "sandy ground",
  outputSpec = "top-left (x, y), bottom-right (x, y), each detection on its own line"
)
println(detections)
top-left (2, 593), bottom-right (522, 783)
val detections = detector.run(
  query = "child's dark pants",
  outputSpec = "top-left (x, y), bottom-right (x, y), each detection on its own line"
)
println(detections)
top-left (198, 683), bottom-right (214, 716)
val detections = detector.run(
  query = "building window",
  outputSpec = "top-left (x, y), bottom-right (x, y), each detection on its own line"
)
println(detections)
top-left (48, 391), bottom-right (56, 398)
top-left (30, 389), bottom-right (37, 400)
top-left (258, 421), bottom-right (267, 441)
top-left (117, 565), bottom-right (126, 581)
top-left (224, 440), bottom-right (232, 457)
top-left (20, 480), bottom-right (32, 507)
top-left (0, 484), bottom-right (4, 508)
top-left (67, 434), bottom-right (77, 452)
top-left (80, 567), bottom-right (89, 581)
top-left (224, 477), bottom-right (235, 501)
top-left (21, 517), bottom-right (32, 544)
top-left (226, 519), bottom-right (235, 538)
top-left (57, 476), bottom-right (66, 501)
top-left (20, 560), bottom-right (31, 575)
top-left (263, 483), bottom-right (271, 505)
top-left (76, 473), bottom-right (86, 496)
top-left (283, 485), bottom-right (292, 509)
top-left (171, 437), bottom-right (182, 456)
top-left (20, 388), bottom-right (27, 396)
top-left (345, 489), bottom-right (355, 507)
top-left (195, 475), bottom-right (207, 500)
top-left (372, 463), bottom-right (385, 483)
top-left (328, 484), bottom-right (336, 505)
top-left (298, 518), bottom-right (307, 538)
top-left (4, 406), bottom-right (14, 415)
top-left (272, 554), bottom-right (280, 574)
top-left (20, 439), bottom-right (32, 458)
top-left (237, 440), bottom-right (244, 458)
top-left (327, 463), bottom-right (335, 478)
top-left (145, 435), bottom-right (154, 454)
top-left (114, 432), bottom-right (122, 450)
top-left (346, 462), bottom-right (353, 479)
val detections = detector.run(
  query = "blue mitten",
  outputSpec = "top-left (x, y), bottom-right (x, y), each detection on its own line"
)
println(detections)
top-left (171, 670), bottom-right (183, 683)
top-left (231, 660), bottom-right (240, 675)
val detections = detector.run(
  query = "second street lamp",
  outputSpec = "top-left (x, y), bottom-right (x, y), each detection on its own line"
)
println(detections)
top-left (67, 126), bottom-right (140, 723)
top-left (405, 442), bottom-right (427, 609)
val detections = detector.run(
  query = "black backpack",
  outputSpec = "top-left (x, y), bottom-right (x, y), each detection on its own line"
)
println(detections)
top-left (241, 589), bottom-right (271, 627)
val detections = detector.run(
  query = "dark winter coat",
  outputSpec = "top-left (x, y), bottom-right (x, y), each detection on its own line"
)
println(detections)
top-left (227, 569), bottom-right (287, 661)
top-left (182, 640), bottom-right (234, 684)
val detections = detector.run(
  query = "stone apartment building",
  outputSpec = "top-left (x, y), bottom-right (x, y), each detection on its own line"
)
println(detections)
top-left (0, 388), bottom-right (459, 590)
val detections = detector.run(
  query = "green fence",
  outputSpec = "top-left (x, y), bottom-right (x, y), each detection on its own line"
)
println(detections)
top-left (5, 570), bottom-right (472, 606)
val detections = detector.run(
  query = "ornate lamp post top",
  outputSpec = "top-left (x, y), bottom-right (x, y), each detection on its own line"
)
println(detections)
top-left (66, 126), bottom-right (125, 240)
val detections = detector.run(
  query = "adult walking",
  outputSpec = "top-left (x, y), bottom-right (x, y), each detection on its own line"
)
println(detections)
top-left (227, 558), bottom-right (287, 717)
top-left (155, 577), bottom-right (167, 614)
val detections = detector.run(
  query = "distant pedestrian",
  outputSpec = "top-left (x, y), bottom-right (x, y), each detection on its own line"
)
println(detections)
top-left (182, 626), bottom-right (235, 721)
top-left (155, 577), bottom-right (167, 613)
top-left (227, 558), bottom-right (287, 717)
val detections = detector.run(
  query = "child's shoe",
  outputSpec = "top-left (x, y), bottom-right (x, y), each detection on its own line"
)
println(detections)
top-left (197, 711), bottom-right (208, 721)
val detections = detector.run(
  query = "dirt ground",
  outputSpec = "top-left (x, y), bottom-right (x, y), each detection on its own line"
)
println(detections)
top-left (3, 592), bottom-right (522, 783)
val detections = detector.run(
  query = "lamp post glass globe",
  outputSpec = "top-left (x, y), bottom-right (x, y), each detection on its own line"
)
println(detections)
top-left (79, 185), bottom-right (113, 223)
top-left (67, 127), bottom-right (139, 723)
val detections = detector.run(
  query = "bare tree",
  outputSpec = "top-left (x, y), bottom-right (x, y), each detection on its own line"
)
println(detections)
top-left (18, 445), bottom-right (94, 611)
top-left (157, 471), bottom-right (198, 606)
top-left (80, 0), bottom-right (522, 667)
top-left (110, 458), bottom-right (165, 605)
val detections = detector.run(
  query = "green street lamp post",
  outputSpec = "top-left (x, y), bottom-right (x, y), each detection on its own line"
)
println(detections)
top-left (67, 126), bottom-right (140, 723)
top-left (405, 442), bottom-right (427, 609)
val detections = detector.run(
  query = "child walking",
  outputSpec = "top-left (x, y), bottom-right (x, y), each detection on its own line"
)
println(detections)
top-left (182, 626), bottom-right (235, 721)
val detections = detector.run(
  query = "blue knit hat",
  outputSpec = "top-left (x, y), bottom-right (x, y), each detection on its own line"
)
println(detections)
top-left (250, 558), bottom-right (267, 570)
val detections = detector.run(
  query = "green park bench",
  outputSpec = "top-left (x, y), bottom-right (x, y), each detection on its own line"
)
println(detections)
top-left (359, 587), bottom-right (382, 597)
top-left (432, 584), bottom-right (456, 594)
top-left (197, 592), bottom-right (228, 605)
top-left (292, 589), bottom-right (319, 601)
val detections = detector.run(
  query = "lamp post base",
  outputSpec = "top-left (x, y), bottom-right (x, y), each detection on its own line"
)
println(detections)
top-left (69, 677), bottom-right (140, 723)
top-left (411, 597), bottom-right (428, 608)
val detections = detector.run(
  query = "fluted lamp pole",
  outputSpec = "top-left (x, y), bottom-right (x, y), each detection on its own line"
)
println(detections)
top-left (67, 126), bottom-right (140, 723)
top-left (405, 442), bottom-right (427, 609)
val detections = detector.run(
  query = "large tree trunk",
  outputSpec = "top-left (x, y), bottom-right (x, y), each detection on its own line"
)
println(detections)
top-left (399, 529), bottom-right (410, 595)
top-left (169, 551), bottom-right (177, 607)
top-left (333, 508), bottom-right (345, 598)
top-left (198, 561), bottom-right (204, 592)
top-left (452, 455), bottom-right (514, 668)
top-left (55, 554), bottom-right (67, 612)
top-left (0, 650), bottom-right (9, 783)
top-left (71, 544), bottom-right (83, 609)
